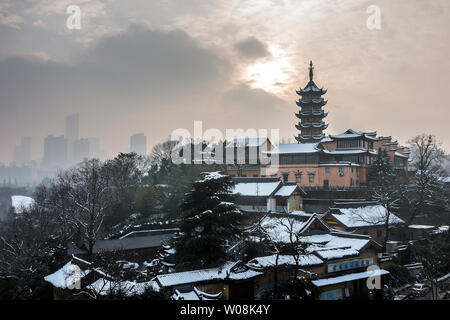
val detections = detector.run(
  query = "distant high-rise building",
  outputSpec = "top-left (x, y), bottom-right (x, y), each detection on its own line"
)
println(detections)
top-left (86, 137), bottom-right (108, 160)
top-left (130, 133), bottom-right (147, 155)
top-left (13, 136), bottom-right (31, 166)
top-left (42, 135), bottom-right (67, 169)
top-left (65, 114), bottom-right (79, 162)
top-left (74, 138), bottom-right (90, 163)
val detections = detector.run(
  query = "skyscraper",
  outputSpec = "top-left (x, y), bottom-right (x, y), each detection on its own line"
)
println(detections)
top-left (65, 113), bottom-right (79, 162)
top-left (13, 136), bottom-right (31, 166)
top-left (42, 135), bottom-right (67, 169)
top-left (88, 137), bottom-right (100, 158)
top-left (130, 133), bottom-right (147, 156)
top-left (73, 138), bottom-right (90, 163)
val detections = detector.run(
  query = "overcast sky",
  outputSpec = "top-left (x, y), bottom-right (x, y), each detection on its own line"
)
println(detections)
top-left (0, 0), bottom-right (449, 163)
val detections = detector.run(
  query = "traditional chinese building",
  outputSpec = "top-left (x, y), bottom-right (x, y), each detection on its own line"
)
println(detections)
top-left (231, 177), bottom-right (306, 213)
top-left (322, 204), bottom-right (405, 243)
top-left (263, 129), bottom-right (410, 187)
top-left (153, 214), bottom-right (392, 300)
top-left (295, 61), bottom-right (328, 143)
top-left (226, 62), bottom-right (410, 188)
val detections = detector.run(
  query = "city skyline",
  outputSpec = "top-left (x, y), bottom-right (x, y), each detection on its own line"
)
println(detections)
top-left (1, 0), bottom-right (450, 164)
top-left (5, 112), bottom-right (153, 168)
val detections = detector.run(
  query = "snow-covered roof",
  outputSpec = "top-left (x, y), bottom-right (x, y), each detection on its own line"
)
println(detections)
top-left (155, 262), bottom-right (263, 287)
top-left (232, 181), bottom-right (281, 197)
top-left (171, 287), bottom-right (222, 300)
top-left (264, 143), bottom-right (319, 155)
top-left (298, 80), bottom-right (326, 94)
top-left (289, 211), bottom-right (316, 217)
top-left (225, 137), bottom-right (268, 148)
top-left (301, 232), bottom-right (374, 253)
top-left (247, 254), bottom-right (323, 269)
top-left (408, 225), bottom-right (435, 230)
top-left (320, 136), bottom-right (334, 143)
top-left (437, 272), bottom-right (450, 282)
top-left (319, 162), bottom-right (361, 167)
top-left (311, 269), bottom-right (389, 287)
top-left (394, 152), bottom-right (409, 159)
top-left (328, 205), bottom-right (404, 228)
top-left (91, 232), bottom-right (177, 253)
top-left (329, 129), bottom-right (377, 141)
top-left (259, 215), bottom-right (318, 242)
top-left (323, 149), bottom-right (368, 155)
top-left (313, 247), bottom-right (359, 260)
top-left (274, 185), bottom-right (299, 197)
top-left (11, 195), bottom-right (35, 213)
top-left (44, 261), bottom-right (91, 289)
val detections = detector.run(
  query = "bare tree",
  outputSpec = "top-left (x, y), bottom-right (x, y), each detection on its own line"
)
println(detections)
top-left (368, 148), bottom-right (405, 251)
top-left (405, 134), bottom-right (446, 226)
top-left (0, 206), bottom-right (54, 299)
top-left (151, 140), bottom-right (180, 165)
top-left (371, 190), bottom-right (402, 251)
top-left (277, 216), bottom-right (308, 283)
top-left (66, 159), bottom-right (111, 257)
top-left (252, 214), bottom-right (284, 298)
top-left (34, 175), bottom-right (77, 243)
top-left (255, 215), bottom-right (309, 299)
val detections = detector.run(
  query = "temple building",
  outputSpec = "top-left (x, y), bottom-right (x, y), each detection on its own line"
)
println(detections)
top-left (226, 61), bottom-right (410, 187)
top-left (263, 129), bottom-right (409, 187)
top-left (295, 61), bottom-right (328, 143)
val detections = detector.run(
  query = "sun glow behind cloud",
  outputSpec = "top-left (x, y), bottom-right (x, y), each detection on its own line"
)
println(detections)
top-left (245, 46), bottom-right (291, 93)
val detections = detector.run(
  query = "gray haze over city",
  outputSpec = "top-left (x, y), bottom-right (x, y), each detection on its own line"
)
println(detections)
top-left (1, 0), bottom-right (450, 184)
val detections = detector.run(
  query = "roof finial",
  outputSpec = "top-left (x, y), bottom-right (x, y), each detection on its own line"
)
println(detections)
top-left (309, 60), bottom-right (314, 82)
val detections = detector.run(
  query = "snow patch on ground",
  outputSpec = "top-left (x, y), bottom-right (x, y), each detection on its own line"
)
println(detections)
top-left (11, 195), bottom-right (35, 213)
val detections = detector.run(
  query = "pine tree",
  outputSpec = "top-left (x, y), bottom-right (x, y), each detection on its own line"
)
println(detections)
top-left (172, 171), bottom-right (242, 270)
top-left (368, 148), bottom-right (396, 187)
top-left (368, 148), bottom-right (404, 251)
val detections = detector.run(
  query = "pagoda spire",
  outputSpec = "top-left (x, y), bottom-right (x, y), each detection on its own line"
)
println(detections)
top-left (294, 61), bottom-right (328, 144)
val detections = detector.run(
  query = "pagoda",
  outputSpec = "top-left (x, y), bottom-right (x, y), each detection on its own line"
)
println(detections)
top-left (295, 61), bottom-right (328, 143)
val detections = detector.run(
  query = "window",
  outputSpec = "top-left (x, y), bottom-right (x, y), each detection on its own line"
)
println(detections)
top-left (323, 180), bottom-right (329, 188)
top-left (308, 173), bottom-right (315, 183)
top-left (376, 230), bottom-right (382, 237)
top-left (342, 155), bottom-right (360, 163)
top-left (280, 154), bottom-right (319, 165)
top-left (339, 167), bottom-right (345, 176)
top-left (282, 173), bottom-right (289, 182)
top-left (337, 139), bottom-right (360, 148)
top-left (253, 174), bottom-right (259, 177)
top-left (295, 171), bottom-right (302, 181)
top-left (350, 178), bottom-right (354, 187)
top-left (325, 167), bottom-right (331, 173)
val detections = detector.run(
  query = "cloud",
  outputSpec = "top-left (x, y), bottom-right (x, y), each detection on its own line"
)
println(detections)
top-left (1, 0), bottom-right (450, 162)
top-left (218, 83), bottom-right (293, 134)
top-left (0, 9), bottom-right (24, 29)
top-left (221, 83), bottom-right (286, 111)
top-left (0, 23), bottom-right (230, 113)
top-left (234, 36), bottom-right (270, 59)
top-left (0, 23), bottom-right (232, 161)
